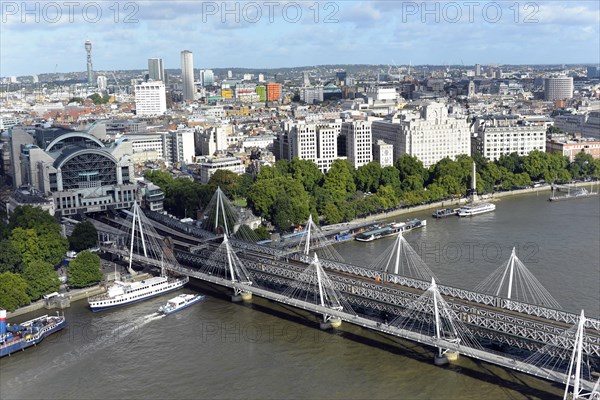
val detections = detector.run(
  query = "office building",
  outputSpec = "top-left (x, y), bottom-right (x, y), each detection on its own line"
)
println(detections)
top-left (134, 81), bottom-right (167, 116)
top-left (372, 102), bottom-right (471, 168)
top-left (97, 76), bottom-right (107, 91)
top-left (342, 121), bottom-right (372, 168)
top-left (197, 156), bottom-right (245, 184)
top-left (373, 140), bottom-right (393, 167)
top-left (300, 86), bottom-right (324, 104)
top-left (148, 58), bottom-right (165, 82)
top-left (547, 137), bottom-right (600, 161)
top-left (181, 50), bottom-right (195, 101)
top-left (274, 121), bottom-right (342, 173)
top-left (267, 83), bottom-right (282, 102)
top-left (544, 76), bottom-right (573, 101)
top-left (201, 69), bottom-right (215, 86)
top-left (471, 116), bottom-right (546, 161)
top-left (587, 66), bottom-right (600, 79)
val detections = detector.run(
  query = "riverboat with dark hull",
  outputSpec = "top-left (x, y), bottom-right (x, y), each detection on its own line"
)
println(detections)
top-left (355, 219), bottom-right (426, 242)
top-left (0, 309), bottom-right (66, 357)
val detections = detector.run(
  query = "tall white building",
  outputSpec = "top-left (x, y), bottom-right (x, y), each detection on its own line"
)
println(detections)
top-left (372, 102), bottom-right (471, 168)
top-left (342, 120), bottom-right (372, 168)
top-left (365, 86), bottom-right (397, 101)
top-left (275, 121), bottom-right (342, 172)
top-left (97, 76), bottom-right (108, 91)
top-left (124, 128), bottom-right (195, 165)
top-left (258, 73), bottom-right (265, 82)
top-left (134, 81), bottom-right (167, 116)
top-left (148, 58), bottom-right (165, 82)
top-left (300, 86), bottom-right (324, 104)
top-left (181, 50), bottom-right (195, 101)
top-left (373, 140), bottom-right (393, 167)
top-left (544, 76), bottom-right (573, 101)
top-left (472, 116), bottom-right (546, 161)
top-left (200, 69), bottom-right (215, 86)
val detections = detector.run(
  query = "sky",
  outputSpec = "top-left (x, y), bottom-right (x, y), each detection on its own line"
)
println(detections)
top-left (1, 0), bottom-right (599, 76)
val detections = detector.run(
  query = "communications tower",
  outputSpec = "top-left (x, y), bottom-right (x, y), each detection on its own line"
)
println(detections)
top-left (85, 40), bottom-right (94, 86)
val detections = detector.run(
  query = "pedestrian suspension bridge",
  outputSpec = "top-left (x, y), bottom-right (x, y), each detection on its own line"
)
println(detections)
top-left (96, 188), bottom-right (600, 399)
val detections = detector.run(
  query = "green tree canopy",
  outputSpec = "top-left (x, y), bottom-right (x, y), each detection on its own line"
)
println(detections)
top-left (0, 272), bottom-right (31, 312)
top-left (290, 158), bottom-right (323, 194)
top-left (22, 260), bottom-right (60, 301)
top-left (0, 239), bottom-right (24, 273)
top-left (9, 205), bottom-right (56, 231)
top-left (144, 170), bottom-right (174, 189)
top-left (68, 251), bottom-right (103, 288)
top-left (208, 169), bottom-right (241, 199)
top-left (10, 228), bottom-right (43, 266)
top-left (395, 155), bottom-right (428, 183)
top-left (69, 221), bottom-right (98, 252)
top-left (355, 161), bottom-right (382, 193)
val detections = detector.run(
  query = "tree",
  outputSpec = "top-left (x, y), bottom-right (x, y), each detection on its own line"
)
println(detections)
top-left (164, 178), bottom-right (202, 219)
top-left (354, 161), bottom-right (381, 193)
top-left (22, 260), bottom-right (60, 301)
top-left (68, 251), bottom-right (103, 288)
top-left (0, 272), bottom-right (30, 312)
top-left (208, 169), bottom-right (240, 199)
top-left (144, 170), bottom-right (174, 190)
top-left (0, 239), bottom-right (24, 273)
top-left (570, 152), bottom-right (598, 178)
top-left (322, 159), bottom-right (356, 204)
top-left (290, 158), bottom-right (323, 194)
top-left (9, 205), bottom-right (56, 231)
top-left (497, 152), bottom-right (523, 174)
top-left (380, 166), bottom-right (402, 195)
top-left (247, 179), bottom-right (280, 220)
top-left (69, 221), bottom-right (98, 252)
top-left (38, 228), bottom-right (69, 267)
top-left (10, 228), bottom-right (43, 266)
top-left (253, 225), bottom-right (270, 241)
top-left (395, 155), bottom-right (428, 183)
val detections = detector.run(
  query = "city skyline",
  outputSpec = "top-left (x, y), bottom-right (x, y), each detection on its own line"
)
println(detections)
top-left (1, 0), bottom-right (599, 76)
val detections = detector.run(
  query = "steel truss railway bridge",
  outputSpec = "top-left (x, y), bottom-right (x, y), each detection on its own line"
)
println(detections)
top-left (94, 196), bottom-right (599, 399)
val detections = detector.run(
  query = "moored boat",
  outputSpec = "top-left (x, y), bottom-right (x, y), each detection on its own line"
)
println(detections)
top-left (432, 208), bottom-right (458, 218)
top-left (158, 293), bottom-right (205, 315)
top-left (355, 219), bottom-right (426, 242)
top-left (0, 309), bottom-right (66, 357)
top-left (88, 274), bottom-right (189, 312)
top-left (457, 202), bottom-right (496, 217)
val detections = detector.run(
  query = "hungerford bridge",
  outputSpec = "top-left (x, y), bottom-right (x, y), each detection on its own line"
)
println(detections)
top-left (92, 189), bottom-right (600, 399)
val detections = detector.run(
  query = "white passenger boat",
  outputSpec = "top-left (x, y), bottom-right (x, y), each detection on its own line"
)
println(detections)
top-left (158, 293), bottom-right (205, 315)
top-left (457, 202), bottom-right (496, 217)
top-left (88, 275), bottom-right (189, 312)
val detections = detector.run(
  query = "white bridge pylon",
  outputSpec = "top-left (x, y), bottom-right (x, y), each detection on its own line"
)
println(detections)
top-left (202, 234), bottom-right (254, 297)
top-left (293, 215), bottom-right (345, 262)
top-left (369, 232), bottom-right (436, 282)
top-left (564, 311), bottom-right (600, 400)
top-left (123, 202), bottom-right (182, 274)
top-left (474, 247), bottom-right (561, 308)
top-left (391, 277), bottom-right (483, 361)
top-left (283, 253), bottom-right (355, 326)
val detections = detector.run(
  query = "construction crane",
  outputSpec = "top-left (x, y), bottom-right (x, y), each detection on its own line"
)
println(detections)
top-left (110, 71), bottom-right (124, 96)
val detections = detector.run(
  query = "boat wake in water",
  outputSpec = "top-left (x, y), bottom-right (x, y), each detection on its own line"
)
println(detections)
top-left (3, 312), bottom-right (164, 389)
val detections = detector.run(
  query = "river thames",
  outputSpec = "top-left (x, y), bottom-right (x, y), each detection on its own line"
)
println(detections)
top-left (1, 192), bottom-right (599, 400)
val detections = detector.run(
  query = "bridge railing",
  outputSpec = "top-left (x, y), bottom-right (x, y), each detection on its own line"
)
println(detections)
top-left (125, 212), bottom-right (600, 333)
